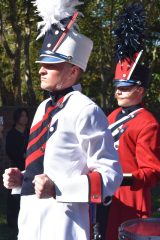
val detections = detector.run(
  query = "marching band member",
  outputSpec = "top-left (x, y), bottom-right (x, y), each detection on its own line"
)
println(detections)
top-left (3, 1), bottom-right (122, 240)
top-left (105, 3), bottom-right (160, 240)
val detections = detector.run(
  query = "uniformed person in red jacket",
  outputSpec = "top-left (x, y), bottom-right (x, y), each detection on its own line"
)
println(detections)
top-left (105, 3), bottom-right (160, 240)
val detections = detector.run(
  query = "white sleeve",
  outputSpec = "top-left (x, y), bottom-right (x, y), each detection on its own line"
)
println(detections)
top-left (12, 186), bottom-right (22, 195)
top-left (55, 104), bottom-right (123, 203)
top-left (11, 170), bottom-right (25, 195)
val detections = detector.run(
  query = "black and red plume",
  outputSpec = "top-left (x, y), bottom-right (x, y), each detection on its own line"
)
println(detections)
top-left (114, 3), bottom-right (147, 61)
top-left (113, 3), bottom-right (150, 88)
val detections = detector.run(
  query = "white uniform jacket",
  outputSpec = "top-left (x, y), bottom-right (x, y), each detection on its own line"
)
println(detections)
top-left (16, 87), bottom-right (122, 240)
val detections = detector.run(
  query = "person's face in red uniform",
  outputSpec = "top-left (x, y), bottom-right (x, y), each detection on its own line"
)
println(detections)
top-left (115, 85), bottom-right (144, 107)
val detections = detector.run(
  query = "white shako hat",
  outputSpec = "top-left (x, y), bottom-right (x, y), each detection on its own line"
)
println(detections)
top-left (33, 0), bottom-right (93, 72)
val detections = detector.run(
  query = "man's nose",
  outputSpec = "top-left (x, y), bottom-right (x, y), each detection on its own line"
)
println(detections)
top-left (115, 88), bottom-right (122, 94)
top-left (39, 66), bottom-right (46, 74)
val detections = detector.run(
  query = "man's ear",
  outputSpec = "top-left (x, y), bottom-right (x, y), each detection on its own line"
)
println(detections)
top-left (71, 65), bottom-right (82, 81)
top-left (71, 65), bottom-right (79, 74)
top-left (138, 87), bottom-right (145, 95)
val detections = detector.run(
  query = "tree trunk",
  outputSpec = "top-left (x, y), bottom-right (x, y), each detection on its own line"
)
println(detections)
top-left (23, 0), bottom-right (36, 105)
top-left (0, 76), bottom-right (14, 105)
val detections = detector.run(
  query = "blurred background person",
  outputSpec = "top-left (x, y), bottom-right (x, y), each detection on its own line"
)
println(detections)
top-left (5, 107), bottom-right (29, 231)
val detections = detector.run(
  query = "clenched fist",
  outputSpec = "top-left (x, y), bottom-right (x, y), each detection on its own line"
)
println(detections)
top-left (3, 168), bottom-right (23, 189)
top-left (33, 174), bottom-right (56, 199)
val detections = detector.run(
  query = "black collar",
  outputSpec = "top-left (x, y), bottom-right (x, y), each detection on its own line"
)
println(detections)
top-left (121, 104), bottom-right (142, 115)
top-left (116, 104), bottom-right (142, 121)
top-left (50, 87), bottom-right (74, 105)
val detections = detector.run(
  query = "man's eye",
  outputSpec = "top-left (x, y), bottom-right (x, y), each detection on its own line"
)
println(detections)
top-left (123, 88), bottom-right (130, 91)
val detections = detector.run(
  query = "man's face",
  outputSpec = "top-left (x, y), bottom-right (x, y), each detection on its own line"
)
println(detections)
top-left (115, 85), bottom-right (144, 107)
top-left (39, 62), bottom-right (76, 92)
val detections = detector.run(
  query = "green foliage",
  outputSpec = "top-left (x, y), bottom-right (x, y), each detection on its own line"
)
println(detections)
top-left (0, 0), bottom-right (160, 118)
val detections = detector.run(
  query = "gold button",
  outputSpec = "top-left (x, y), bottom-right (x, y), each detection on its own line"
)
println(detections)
top-left (40, 146), bottom-right (45, 152)
top-left (93, 194), bottom-right (99, 199)
top-left (46, 124), bottom-right (50, 130)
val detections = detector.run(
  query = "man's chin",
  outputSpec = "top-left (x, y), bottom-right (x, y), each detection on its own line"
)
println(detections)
top-left (117, 101), bottom-right (130, 107)
top-left (117, 100), bottom-right (125, 106)
top-left (41, 83), bottom-right (51, 92)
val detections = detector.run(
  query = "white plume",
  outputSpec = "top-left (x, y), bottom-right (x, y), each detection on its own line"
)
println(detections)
top-left (33, 0), bottom-right (84, 39)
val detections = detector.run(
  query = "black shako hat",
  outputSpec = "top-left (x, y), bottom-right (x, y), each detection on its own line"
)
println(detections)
top-left (113, 3), bottom-right (151, 88)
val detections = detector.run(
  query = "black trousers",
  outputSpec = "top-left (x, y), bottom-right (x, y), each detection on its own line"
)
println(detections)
top-left (7, 190), bottom-right (20, 229)
top-left (92, 200), bottom-right (111, 240)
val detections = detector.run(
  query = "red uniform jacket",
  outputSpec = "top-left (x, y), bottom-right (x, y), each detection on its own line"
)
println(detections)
top-left (105, 107), bottom-right (160, 240)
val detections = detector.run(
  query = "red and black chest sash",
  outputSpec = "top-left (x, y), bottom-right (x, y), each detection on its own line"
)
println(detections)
top-left (108, 107), bottom-right (143, 150)
top-left (21, 92), bottom-right (73, 196)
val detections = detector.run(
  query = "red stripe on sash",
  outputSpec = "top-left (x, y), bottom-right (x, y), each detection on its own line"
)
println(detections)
top-left (25, 97), bottom-right (65, 168)
top-left (30, 105), bottom-right (54, 134)
top-left (25, 143), bottom-right (46, 168)
top-left (27, 126), bottom-right (47, 149)
top-left (30, 97), bottom-right (64, 134)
